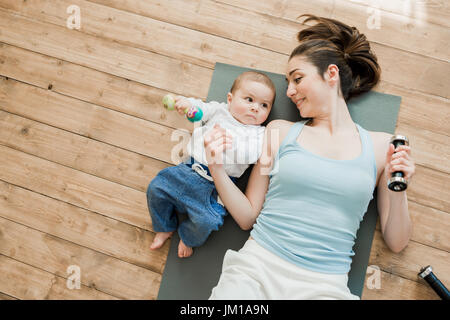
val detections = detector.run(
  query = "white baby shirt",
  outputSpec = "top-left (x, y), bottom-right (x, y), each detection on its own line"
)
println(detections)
top-left (186, 97), bottom-right (265, 178)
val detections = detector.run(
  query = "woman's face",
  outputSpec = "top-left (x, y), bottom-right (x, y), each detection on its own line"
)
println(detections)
top-left (285, 56), bottom-right (338, 118)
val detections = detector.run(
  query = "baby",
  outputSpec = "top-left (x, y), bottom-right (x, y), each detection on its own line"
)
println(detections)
top-left (146, 71), bottom-right (275, 258)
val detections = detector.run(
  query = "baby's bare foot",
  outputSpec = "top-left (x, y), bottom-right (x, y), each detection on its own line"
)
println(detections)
top-left (150, 231), bottom-right (174, 250)
top-left (178, 239), bottom-right (193, 258)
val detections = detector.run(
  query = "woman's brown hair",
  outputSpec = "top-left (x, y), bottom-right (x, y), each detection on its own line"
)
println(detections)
top-left (290, 14), bottom-right (381, 102)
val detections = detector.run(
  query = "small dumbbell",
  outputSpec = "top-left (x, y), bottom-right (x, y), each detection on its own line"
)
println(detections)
top-left (387, 135), bottom-right (409, 192)
top-left (418, 265), bottom-right (450, 300)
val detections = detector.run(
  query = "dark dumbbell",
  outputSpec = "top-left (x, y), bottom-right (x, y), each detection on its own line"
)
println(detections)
top-left (388, 135), bottom-right (409, 192)
top-left (418, 265), bottom-right (450, 300)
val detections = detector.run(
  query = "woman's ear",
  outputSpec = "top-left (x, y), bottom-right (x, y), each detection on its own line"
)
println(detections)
top-left (326, 64), bottom-right (340, 86)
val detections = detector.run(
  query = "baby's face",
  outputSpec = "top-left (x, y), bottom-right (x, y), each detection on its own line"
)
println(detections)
top-left (227, 80), bottom-right (274, 125)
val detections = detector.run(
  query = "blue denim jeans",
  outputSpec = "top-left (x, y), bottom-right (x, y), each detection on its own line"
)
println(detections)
top-left (146, 161), bottom-right (227, 247)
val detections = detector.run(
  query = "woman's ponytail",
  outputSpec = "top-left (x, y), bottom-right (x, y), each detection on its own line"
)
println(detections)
top-left (290, 14), bottom-right (381, 101)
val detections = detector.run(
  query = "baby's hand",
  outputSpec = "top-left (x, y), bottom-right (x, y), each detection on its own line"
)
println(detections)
top-left (174, 96), bottom-right (192, 115)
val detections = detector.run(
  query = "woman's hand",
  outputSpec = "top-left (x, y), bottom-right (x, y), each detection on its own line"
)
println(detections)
top-left (203, 124), bottom-right (233, 168)
top-left (384, 143), bottom-right (416, 189)
top-left (174, 96), bottom-right (192, 115)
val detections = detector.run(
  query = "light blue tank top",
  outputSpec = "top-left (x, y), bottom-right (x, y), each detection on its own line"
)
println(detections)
top-left (250, 120), bottom-right (377, 274)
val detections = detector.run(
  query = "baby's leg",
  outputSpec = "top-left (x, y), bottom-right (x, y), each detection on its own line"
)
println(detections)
top-left (177, 238), bottom-right (193, 258)
top-left (146, 171), bottom-right (178, 250)
top-left (177, 211), bottom-right (223, 258)
top-left (150, 231), bottom-right (174, 250)
top-left (176, 186), bottom-right (226, 258)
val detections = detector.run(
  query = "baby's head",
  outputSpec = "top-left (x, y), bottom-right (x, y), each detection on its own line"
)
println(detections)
top-left (227, 71), bottom-right (276, 126)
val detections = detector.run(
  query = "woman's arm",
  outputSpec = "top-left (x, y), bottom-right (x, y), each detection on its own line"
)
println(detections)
top-left (376, 137), bottom-right (415, 253)
top-left (209, 159), bottom-right (268, 230)
top-left (205, 121), bottom-right (282, 230)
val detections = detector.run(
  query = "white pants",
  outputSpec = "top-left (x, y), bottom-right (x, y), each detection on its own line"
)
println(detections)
top-left (209, 239), bottom-right (360, 300)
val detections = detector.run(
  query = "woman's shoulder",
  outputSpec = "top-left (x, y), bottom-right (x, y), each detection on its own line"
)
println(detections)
top-left (367, 130), bottom-right (391, 173)
top-left (266, 119), bottom-right (295, 129)
top-left (367, 130), bottom-right (391, 147)
top-left (264, 120), bottom-right (298, 154)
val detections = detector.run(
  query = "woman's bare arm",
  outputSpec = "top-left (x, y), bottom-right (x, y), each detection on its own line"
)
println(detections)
top-left (376, 134), bottom-right (415, 253)
top-left (206, 121), bottom-right (287, 230)
top-left (208, 163), bottom-right (265, 230)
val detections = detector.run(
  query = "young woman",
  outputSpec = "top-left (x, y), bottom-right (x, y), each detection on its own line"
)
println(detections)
top-left (204, 15), bottom-right (415, 300)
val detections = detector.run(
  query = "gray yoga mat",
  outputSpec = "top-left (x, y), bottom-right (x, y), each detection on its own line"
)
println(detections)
top-left (157, 62), bottom-right (401, 299)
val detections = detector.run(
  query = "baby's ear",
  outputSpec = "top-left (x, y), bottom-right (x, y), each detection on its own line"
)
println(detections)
top-left (226, 92), bottom-right (233, 104)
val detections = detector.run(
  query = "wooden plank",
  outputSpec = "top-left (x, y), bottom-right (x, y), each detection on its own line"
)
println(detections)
top-left (85, 0), bottom-right (450, 98)
top-left (216, 0), bottom-right (450, 61)
top-left (408, 201), bottom-right (450, 252)
top-left (359, 40), bottom-right (449, 99)
top-left (0, 216), bottom-right (161, 299)
top-left (0, 0), bottom-right (287, 74)
top-left (361, 269), bottom-right (441, 300)
top-left (0, 43), bottom-right (194, 132)
top-left (0, 77), bottom-right (191, 165)
top-left (340, 0), bottom-right (450, 28)
top-left (218, 0), bottom-right (450, 29)
top-left (1, 43), bottom-right (449, 138)
top-left (395, 123), bottom-right (450, 174)
top-left (367, 208), bottom-right (449, 300)
top-left (331, 0), bottom-right (450, 61)
top-left (0, 292), bottom-right (17, 300)
top-left (0, 9), bottom-right (212, 99)
top-left (0, 110), bottom-right (169, 193)
top-left (0, 254), bottom-right (118, 299)
top-left (0, 180), bottom-right (168, 274)
top-left (368, 230), bottom-right (450, 285)
top-left (375, 200), bottom-right (450, 252)
top-left (377, 81), bottom-right (450, 137)
top-left (406, 164), bottom-right (450, 213)
top-left (88, 0), bottom-right (299, 56)
top-left (0, 143), bottom-right (152, 232)
top-left (216, 0), bottom-right (335, 19)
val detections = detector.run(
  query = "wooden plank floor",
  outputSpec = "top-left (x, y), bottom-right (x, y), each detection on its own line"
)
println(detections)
top-left (0, 0), bottom-right (448, 300)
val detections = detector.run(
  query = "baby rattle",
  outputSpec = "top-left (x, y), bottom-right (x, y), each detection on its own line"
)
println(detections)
top-left (162, 94), bottom-right (203, 122)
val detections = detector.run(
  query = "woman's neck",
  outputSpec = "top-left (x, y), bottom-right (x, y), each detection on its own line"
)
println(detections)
top-left (308, 97), bottom-right (355, 135)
